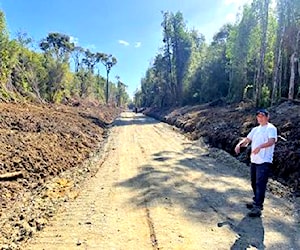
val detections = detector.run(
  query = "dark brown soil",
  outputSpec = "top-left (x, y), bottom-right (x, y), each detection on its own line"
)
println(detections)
top-left (0, 101), bottom-right (121, 247)
top-left (144, 100), bottom-right (300, 195)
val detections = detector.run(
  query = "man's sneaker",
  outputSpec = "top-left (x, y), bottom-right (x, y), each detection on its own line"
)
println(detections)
top-left (248, 207), bottom-right (262, 217)
top-left (246, 202), bottom-right (263, 210)
top-left (246, 203), bottom-right (254, 209)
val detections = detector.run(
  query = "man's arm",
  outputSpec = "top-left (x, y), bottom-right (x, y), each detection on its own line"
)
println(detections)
top-left (235, 137), bottom-right (251, 154)
top-left (252, 138), bottom-right (276, 155)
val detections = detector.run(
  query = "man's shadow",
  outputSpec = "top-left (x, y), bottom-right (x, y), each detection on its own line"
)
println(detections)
top-left (218, 215), bottom-right (265, 250)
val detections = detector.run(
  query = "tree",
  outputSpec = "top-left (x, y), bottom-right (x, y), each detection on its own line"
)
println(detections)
top-left (0, 8), bottom-right (125, 104)
top-left (254, 0), bottom-right (270, 106)
top-left (134, 89), bottom-right (143, 108)
top-left (182, 30), bottom-right (206, 104)
top-left (287, 1), bottom-right (300, 100)
top-left (162, 11), bottom-right (175, 103)
top-left (226, 4), bottom-right (257, 102)
top-left (72, 46), bottom-right (84, 72)
top-left (82, 50), bottom-right (106, 74)
top-left (0, 11), bottom-right (13, 99)
top-left (101, 54), bottom-right (117, 104)
top-left (40, 32), bottom-right (74, 63)
top-left (170, 12), bottom-right (192, 105)
top-left (161, 11), bottom-right (193, 105)
top-left (39, 33), bottom-right (76, 102)
top-left (115, 76), bottom-right (129, 107)
top-left (198, 25), bottom-right (231, 103)
top-left (12, 42), bottom-right (47, 101)
top-left (271, 0), bottom-right (287, 104)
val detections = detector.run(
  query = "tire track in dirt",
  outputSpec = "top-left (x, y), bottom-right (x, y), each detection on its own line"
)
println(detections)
top-left (23, 114), bottom-right (152, 249)
top-left (129, 118), bottom-right (238, 249)
top-left (135, 122), bottom-right (171, 250)
top-left (134, 132), bottom-right (159, 249)
top-left (121, 114), bottom-right (299, 249)
top-left (120, 118), bottom-right (160, 249)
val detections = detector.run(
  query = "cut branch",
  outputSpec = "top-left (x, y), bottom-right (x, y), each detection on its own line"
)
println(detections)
top-left (0, 171), bottom-right (23, 181)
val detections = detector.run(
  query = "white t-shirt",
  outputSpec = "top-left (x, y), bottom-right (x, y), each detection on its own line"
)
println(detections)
top-left (247, 123), bottom-right (277, 164)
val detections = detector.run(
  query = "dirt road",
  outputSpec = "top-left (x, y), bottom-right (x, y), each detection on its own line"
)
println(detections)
top-left (24, 112), bottom-right (300, 250)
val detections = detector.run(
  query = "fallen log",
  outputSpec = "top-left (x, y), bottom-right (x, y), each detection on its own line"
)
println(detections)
top-left (280, 97), bottom-right (300, 104)
top-left (0, 171), bottom-right (23, 181)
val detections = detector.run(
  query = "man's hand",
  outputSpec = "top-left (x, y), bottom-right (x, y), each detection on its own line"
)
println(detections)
top-left (235, 145), bottom-right (241, 154)
top-left (235, 138), bottom-right (250, 155)
top-left (252, 138), bottom-right (275, 155)
top-left (252, 147), bottom-right (261, 155)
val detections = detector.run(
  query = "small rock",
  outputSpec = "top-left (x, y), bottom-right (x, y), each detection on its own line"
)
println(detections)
top-left (1, 244), bottom-right (10, 250)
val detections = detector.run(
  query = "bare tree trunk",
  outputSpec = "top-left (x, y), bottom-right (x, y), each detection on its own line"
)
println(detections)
top-left (271, 46), bottom-right (282, 104)
top-left (298, 54), bottom-right (300, 77)
top-left (288, 31), bottom-right (300, 100)
top-left (164, 31), bottom-right (175, 105)
top-left (0, 171), bottom-right (23, 181)
top-left (271, 23), bottom-right (285, 105)
top-left (278, 57), bottom-right (282, 100)
top-left (228, 63), bottom-right (233, 98)
top-left (288, 52), bottom-right (296, 100)
top-left (252, 58), bottom-right (258, 101)
top-left (298, 30), bottom-right (300, 80)
top-left (283, 52), bottom-right (288, 92)
top-left (255, 0), bottom-right (270, 107)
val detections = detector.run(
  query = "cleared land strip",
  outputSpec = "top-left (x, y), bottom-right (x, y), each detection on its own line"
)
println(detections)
top-left (24, 112), bottom-right (299, 250)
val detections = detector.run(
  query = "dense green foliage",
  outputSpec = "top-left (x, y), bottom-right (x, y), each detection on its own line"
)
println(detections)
top-left (135, 0), bottom-right (300, 108)
top-left (0, 12), bottom-right (130, 105)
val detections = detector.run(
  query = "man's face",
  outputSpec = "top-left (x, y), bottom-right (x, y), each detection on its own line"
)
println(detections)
top-left (256, 113), bottom-right (269, 125)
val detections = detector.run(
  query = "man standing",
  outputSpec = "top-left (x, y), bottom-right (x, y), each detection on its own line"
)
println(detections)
top-left (235, 109), bottom-right (277, 217)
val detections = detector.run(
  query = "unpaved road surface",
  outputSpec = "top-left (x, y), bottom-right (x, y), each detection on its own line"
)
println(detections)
top-left (24, 112), bottom-right (300, 250)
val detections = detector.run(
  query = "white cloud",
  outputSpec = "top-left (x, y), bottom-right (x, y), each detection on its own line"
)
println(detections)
top-left (224, 0), bottom-right (238, 5)
top-left (222, 0), bottom-right (252, 25)
top-left (225, 13), bottom-right (236, 23)
top-left (118, 40), bottom-right (130, 46)
top-left (224, 0), bottom-right (252, 6)
top-left (135, 42), bottom-right (141, 48)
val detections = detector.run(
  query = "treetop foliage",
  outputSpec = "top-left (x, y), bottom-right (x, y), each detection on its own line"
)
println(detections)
top-left (135, 0), bottom-right (300, 109)
top-left (0, 12), bottom-right (129, 106)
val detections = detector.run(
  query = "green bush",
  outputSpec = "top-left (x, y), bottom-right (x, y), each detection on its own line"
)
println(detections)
top-left (260, 84), bottom-right (270, 107)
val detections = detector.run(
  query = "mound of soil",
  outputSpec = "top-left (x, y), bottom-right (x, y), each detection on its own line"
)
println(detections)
top-left (144, 100), bottom-right (300, 195)
top-left (0, 102), bottom-right (121, 247)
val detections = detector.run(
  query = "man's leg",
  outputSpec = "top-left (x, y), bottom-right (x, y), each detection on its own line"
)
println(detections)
top-left (246, 163), bottom-right (257, 210)
top-left (248, 163), bottom-right (270, 217)
top-left (254, 163), bottom-right (270, 209)
top-left (250, 163), bottom-right (257, 203)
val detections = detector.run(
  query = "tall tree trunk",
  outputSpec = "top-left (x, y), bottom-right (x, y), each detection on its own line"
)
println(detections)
top-left (227, 63), bottom-right (233, 98)
top-left (271, 25), bottom-right (285, 105)
top-left (255, 0), bottom-right (270, 107)
top-left (162, 13), bottom-right (175, 105)
top-left (283, 52), bottom-right (288, 92)
top-left (279, 59), bottom-right (282, 100)
top-left (271, 37), bottom-right (283, 105)
top-left (252, 58), bottom-right (258, 101)
top-left (288, 52), bottom-right (296, 100)
top-left (288, 31), bottom-right (300, 100)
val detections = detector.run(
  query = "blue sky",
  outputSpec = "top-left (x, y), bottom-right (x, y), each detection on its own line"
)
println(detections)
top-left (0, 0), bottom-right (251, 99)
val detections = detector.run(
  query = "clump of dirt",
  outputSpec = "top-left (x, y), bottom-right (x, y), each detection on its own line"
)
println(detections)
top-left (144, 100), bottom-right (300, 195)
top-left (0, 102), bottom-right (121, 247)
